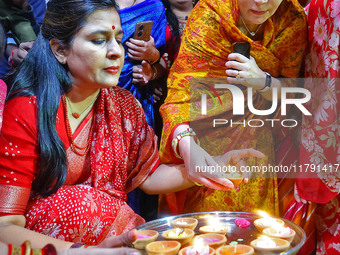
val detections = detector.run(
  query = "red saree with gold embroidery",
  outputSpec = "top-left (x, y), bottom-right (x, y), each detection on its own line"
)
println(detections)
top-left (159, 0), bottom-right (307, 216)
top-left (0, 87), bottom-right (160, 245)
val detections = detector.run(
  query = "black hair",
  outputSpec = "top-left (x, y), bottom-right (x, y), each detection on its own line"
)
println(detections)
top-left (161, 0), bottom-right (197, 54)
top-left (3, 0), bottom-right (118, 195)
top-left (0, 21), bottom-right (5, 59)
top-left (161, 0), bottom-right (180, 49)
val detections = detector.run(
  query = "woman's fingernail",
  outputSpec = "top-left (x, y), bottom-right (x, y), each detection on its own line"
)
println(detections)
top-left (128, 252), bottom-right (141, 255)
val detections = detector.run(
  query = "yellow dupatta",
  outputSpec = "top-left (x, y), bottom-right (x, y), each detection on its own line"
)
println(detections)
top-left (159, 0), bottom-right (307, 215)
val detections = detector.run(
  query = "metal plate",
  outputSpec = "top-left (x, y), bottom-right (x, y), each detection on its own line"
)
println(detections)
top-left (136, 211), bottom-right (306, 255)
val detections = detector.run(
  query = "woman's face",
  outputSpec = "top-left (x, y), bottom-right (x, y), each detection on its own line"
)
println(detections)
top-left (169, 0), bottom-right (193, 9)
top-left (64, 8), bottom-right (124, 89)
top-left (238, 0), bottom-right (283, 25)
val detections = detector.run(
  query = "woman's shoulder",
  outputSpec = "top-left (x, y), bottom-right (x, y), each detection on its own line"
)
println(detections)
top-left (4, 96), bottom-right (37, 121)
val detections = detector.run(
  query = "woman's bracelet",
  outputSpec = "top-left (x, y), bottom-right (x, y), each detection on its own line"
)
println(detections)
top-left (171, 127), bottom-right (200, 159)
top-left (150, 64), bottom-right (157, 81)
top-left (8, 241), bottom-right (57, 255)
top-left (148, 50), bottom-right (160, 65)
top-left (70, 242), bottom-right (89, 248)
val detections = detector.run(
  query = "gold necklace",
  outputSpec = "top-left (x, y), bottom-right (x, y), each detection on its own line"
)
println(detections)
top-left (239, 13), bottom-right (263, 37)
top-left (65, 94), bottom-right (99, 119)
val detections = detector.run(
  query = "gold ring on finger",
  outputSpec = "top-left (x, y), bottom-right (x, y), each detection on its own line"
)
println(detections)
top-left (236, 71), bottom-right (241, 80)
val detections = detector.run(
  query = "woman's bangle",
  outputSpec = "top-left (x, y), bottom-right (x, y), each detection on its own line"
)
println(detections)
top-left (148, 50), bottom-right (160, 65)
top-left (8, 241), bottom-right (57, 255)
top-left (150, 64), bottom-right (157, 81)
top-left (171, 127), bottom-right (200, 159)
top-left (70, 242), bottom-right (89, 248)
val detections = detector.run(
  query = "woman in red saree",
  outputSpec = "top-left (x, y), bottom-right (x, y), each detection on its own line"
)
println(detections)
top-left (159, 0), bottom-right (307, 216)
top-left (295, 0), bottom-right (340, 253)
top-left (0, 0), bottom-right (261, 251)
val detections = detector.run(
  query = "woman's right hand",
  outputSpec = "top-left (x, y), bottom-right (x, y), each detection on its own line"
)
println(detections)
top-left (294, 183), bottom-right (308, 204)
top-left (59, 229), bottom-right (140, 254)
top-left (58, 247), bottom-right (140, 255)
top-left (179, 136), bottom-right (235, 191)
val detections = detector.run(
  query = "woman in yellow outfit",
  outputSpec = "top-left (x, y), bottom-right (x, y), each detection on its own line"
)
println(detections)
top-left (159, 0), bottom-right (307, 216)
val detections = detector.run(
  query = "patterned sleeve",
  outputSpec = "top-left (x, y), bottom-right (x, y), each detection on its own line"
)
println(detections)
top-left (121, 91), bottom-right (160, 193)
top-left (0, 96), bottom-right (39, 216)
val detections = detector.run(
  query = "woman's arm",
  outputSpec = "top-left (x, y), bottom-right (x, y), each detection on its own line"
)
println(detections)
top-left (0, 221), bottom-right (73, 249)
top-left (139, 163), bottom-right (194, 194)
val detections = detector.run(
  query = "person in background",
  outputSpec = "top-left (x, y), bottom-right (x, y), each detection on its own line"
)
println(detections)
top-left (152, 0), bottom-right (196, 139)
top-left (158, 0), bottom-right (307, 216)
top-left (117, 0), bottom-right (166, 129)
top-left (0, 0), bottom-right (46, 77)
top-left (294, 0), bottom-right (339, 254)
top-left (0, 21), bottom-right (7, 128)
top-left (116, 0), bottom-right (167, 221)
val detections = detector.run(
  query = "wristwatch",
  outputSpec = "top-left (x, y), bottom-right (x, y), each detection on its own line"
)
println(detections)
top-left (258, 72), bottom-right (272, 93)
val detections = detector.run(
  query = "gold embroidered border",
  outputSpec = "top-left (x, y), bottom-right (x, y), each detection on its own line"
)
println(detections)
top-left (0, 185), bottom-right (30, 214)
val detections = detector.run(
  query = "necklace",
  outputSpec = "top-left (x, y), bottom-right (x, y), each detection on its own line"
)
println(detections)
top-left (239, 13), bottom-right (263, 37)
top-left (65, 94), bottom-right (98, 119)
top-left (62, 95), bottom-right (96, 156)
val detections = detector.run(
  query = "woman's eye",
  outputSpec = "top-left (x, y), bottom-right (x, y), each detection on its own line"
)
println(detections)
top-left (91, 39), bottom-right (106, 45)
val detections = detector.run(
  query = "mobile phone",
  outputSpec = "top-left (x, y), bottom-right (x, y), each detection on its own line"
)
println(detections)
top-left (232, 42), bottom-right (251, 58)
top-left (231, 42), bottom-right (251, 89)
top-left (133, 21), bottom-right (153, 41)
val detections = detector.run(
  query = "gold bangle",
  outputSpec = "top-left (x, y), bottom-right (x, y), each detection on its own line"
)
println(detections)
top-left (194, 182), bottom-right (203, 186)
top-left (171, 127), bottom-right (200, 159)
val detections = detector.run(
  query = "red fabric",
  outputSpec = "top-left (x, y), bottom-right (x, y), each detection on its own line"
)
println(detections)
top-left (0, 87), bottom-right (160, 245)
top-left (296, 0), bottom-right (339, 254)
top-left (277, 134), bottom-right (316, 255)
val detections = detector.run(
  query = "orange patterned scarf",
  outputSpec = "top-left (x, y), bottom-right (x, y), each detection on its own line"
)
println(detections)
top-left (159, 0), bottom-right (307, 163)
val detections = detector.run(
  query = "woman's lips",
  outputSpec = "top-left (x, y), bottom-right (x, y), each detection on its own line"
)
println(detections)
top-left (251, 10), bottom-right (267, 15)
top-left (104, 66), bottom-right (119, 75)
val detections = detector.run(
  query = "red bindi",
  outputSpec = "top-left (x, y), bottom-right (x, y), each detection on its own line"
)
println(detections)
top-left (112, 25), bottom-right (115, 30)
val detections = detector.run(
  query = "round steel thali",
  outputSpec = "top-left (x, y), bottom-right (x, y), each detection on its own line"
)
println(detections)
top-left (136, 211), bottom-right (306, 255)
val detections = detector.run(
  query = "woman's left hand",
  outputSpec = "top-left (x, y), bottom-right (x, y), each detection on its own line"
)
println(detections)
top-left (97, 229), bottom-right (137, 248)
top-left (132, 60), bottom-right (153, 85)
top-left (126, 37), bottom-right (160, 63)
top-left (225, 53), bottom-right (267, 90)
top-left (213, 148), bottom-right (265, 183)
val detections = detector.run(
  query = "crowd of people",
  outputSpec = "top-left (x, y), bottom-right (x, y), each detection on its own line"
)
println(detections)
top-left (0, 0), bottom-right (338, 254)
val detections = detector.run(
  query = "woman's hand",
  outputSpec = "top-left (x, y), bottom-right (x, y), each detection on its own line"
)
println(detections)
top-left (225, 53), bottom-right (267, 90)
top-left (97, 229), bottom-right (137, 248)
top-left (294, 183), bottom-right (308, 204)
top-left (58, 247), bottom-right (140, 255)
top-left (132, 60), bottom-right (153, 85)
top-left (62, 229), bottom-right (141, 254)
top-left (126, 37), bottom-right (160, 63)
top-left (179, 136), bottom-right (234, 191)
top-left (153, 86), bottom-right (163, 103)
top-left (213, 148), bottom-right (265, 183)
top-left (11, 41), bottom-right (34, 67)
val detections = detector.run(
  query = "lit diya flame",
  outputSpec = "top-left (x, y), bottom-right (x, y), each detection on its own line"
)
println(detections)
top-left (186, 238), bottom-right (210, 255)
top-left (256, 235), bottom-right (277, 248)
top-left (256, 210), bottom-right (280, 227)
top-left (207, 216), bottom-right (225, 232)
